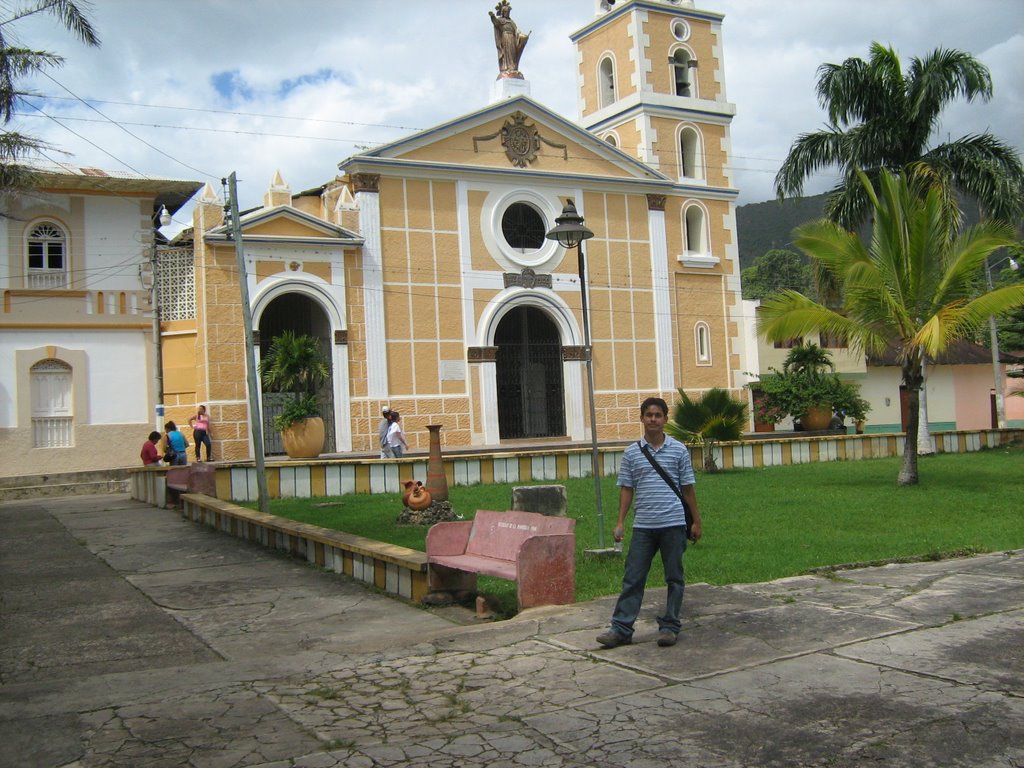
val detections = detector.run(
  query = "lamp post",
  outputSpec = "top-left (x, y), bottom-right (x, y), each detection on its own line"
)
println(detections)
top-left (151, 204), bottom-right (172, 430)
top-left (985, 254), bottom-right (1021, 428)
top-left (546, 200), bottom-right (606, 549)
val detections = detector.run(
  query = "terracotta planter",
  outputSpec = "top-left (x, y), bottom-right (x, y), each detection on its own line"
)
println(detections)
top-left (801, 405), bottom-right (833, 431)
top-left (281, 417), bottom-right (325, 459)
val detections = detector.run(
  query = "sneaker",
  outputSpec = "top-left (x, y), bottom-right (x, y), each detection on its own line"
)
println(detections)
top-left (596, 631), bottom-right (631, 648)
top-left (657, 630), bottom-right (678, 647)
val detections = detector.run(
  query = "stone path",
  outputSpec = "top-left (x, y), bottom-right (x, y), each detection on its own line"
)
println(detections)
top-left (1, 495), bottom-right (1021, 767)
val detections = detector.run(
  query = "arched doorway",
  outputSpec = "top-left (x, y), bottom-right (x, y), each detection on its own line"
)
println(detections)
top-left (258, 293), bottom-right (335, 455)
top-left (495, 306), bottom-right (565, 439)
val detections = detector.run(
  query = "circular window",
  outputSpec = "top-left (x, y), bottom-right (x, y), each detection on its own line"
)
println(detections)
top-left (672, 20), bottom-right (690, 41)
top-left (501, 202), bottom-right (546, 253)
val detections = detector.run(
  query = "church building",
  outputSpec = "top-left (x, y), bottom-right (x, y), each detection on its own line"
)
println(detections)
top-left (168, 0), bottom-right (745, 460)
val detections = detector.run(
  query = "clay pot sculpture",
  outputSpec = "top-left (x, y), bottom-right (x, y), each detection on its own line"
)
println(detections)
top-left (402, 480), bottom-right (432, 510)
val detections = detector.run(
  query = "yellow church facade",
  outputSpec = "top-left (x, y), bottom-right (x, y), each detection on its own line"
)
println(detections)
top-left (165, 0), bottom-right (745, 460)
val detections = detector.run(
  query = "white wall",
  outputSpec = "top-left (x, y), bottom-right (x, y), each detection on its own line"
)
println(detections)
top-left (83, 195), bottom-right (149, 292)
top-left (0, 330), bottom-right (149, 427)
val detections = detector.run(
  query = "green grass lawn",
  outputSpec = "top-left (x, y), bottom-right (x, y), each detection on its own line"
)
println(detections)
top-left (259, 444), bottom-right (1023, 615)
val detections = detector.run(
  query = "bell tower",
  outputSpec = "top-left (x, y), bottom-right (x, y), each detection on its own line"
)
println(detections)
top-left (572, 0), bottom-right (736, 188)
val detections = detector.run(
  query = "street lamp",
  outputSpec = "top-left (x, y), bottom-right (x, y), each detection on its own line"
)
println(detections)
top-left (545, 200), bottom-right (606, 549)
top-left (985, 254), bottom-right (1021, 428)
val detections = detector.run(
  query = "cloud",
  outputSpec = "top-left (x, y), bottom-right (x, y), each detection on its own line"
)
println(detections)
top-left (10, 0), bottom-right (1022, 232)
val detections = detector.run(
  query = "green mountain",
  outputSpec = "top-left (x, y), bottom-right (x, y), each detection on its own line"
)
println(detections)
top-left (735, 194), bottom-right (826, 270)
top-left (735, 192), bottom-right (990, 270)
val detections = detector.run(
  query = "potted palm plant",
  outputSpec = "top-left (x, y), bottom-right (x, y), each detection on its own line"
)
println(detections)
top-left (260, 331), bottom-right (330, 459)
top-left (666, 388), bottom-right (748, 472)
top-left (749, 343), bottom-right (868, 431)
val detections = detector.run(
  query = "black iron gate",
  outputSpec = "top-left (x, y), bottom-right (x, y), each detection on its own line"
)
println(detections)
top-left (495, 307), bottom-right (565, 439)
top-left (262, 390), bottom-right (336, 456)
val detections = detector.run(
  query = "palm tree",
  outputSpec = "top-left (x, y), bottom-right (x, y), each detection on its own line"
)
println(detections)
top-left (781, 342), bottom-right (835, 376)
top-left (260, 331), bottom-right (330, 430)
top-left (775, 43), bottom-right (1024, 229)
top-left (0, 1), bottom-right (100, 192)
top-left (665, 388), bottom-right (748, 473)
top-left (759, 169), bottom-right (1024, 486)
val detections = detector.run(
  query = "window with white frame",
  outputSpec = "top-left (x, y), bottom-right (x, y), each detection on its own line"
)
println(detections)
top-left (599, 56), bottom-right (616, 109)
top-left (31, 359), bottom-right (73, 448)
top-left (695, 322), bottom-right (712, 364)
top-left (684, 204), bottom-right (707, 254)
top-left (27, 221), bottom-right (67, 288)
top-left (679, 125), bottom-right (703, 181)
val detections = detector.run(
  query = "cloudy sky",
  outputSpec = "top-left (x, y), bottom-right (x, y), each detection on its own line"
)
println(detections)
top-left (11, 0), bottom-right (1024, 235)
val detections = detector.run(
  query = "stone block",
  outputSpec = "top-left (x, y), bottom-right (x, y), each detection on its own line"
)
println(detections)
top-left (511, 484), bottom-right (567, 517)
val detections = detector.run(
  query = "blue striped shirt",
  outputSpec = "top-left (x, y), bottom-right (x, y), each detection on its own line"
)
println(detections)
top-left (616, 435), bottom-right (695, 529)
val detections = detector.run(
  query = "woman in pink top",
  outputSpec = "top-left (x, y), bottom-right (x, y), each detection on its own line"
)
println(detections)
top-left (188, 404), bottom-right (213, 462)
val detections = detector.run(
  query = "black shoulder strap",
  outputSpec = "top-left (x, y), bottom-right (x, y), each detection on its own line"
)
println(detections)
top-left (637, 440), bottom-right (693, 528)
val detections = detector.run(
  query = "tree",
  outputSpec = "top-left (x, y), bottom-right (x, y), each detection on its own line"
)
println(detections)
top-left (759, 169), bottom-right (1024, 486)
top-left (775, 42), bottom-right (1024, 230)
top-left (0, 1), bottom-right (99, 192)
top-left (665, 388), bottom-right (748, 473)
top-left (992, 257), bottom-right (1024, 353)
top-left (741, 249), bottom-right (813, 300)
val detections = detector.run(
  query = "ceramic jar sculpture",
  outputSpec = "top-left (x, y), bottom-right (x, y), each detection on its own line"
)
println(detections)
top-left (402, 480), bottom-right (432, 510)
top-left (425, 424), bottom-right (450, 502)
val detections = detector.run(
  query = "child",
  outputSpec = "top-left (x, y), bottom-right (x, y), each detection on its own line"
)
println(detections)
top-left (188, 404), bottom-right (213, 462)
top-left (141, 431), bottom-right (162, 465)
top-left (164, 421), bottom-right (189, 466)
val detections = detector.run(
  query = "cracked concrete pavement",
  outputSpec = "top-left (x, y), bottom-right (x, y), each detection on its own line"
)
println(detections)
top-left (1, 494), bottom-right (1021, 767)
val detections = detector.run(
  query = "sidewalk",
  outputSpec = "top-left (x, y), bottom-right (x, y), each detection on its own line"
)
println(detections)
top-left (1, 494), bottom-right (1021, 767)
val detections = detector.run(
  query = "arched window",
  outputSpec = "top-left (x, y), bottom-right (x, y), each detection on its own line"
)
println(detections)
top-left (27, 221), bottom-right (67, 288)
top-left (671, 49), bottom-right (697, 98)
top-left (684, 204), bottom-right (707, 255)
top-left (599, 56), bottom-right (616, 109)
top-left (31, 359), bottom-right (73, 447)
top-left (695, 322), bottom-right (712, 365)
top-left (603, 132), bottom-right (618, 148)
top-left (679, 125), bottom-right (703, 181)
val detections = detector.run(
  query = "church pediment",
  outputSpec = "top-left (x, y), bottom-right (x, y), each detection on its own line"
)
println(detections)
top-left (340, 97), bottom-right (669, 183)
top-left (205, 205), bottom-right (363, 245)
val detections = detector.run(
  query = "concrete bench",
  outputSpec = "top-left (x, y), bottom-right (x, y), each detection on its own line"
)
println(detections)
top-left (426, 510), bottom-right (575, 611)
top-left (166, 463), bottom-right (217, 506)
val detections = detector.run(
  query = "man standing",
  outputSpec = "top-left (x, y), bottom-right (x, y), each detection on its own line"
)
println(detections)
top-left (597, 397), bottom-right (702, 649)
top-left (379, 407), bottom-right (393, 458)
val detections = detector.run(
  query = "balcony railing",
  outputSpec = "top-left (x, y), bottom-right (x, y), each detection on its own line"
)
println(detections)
top-left (27, 270), bottom-right (66, 289)
top-left (32, 417), bottom-right (73, 448)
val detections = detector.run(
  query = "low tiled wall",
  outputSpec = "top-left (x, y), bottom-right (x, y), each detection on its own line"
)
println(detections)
top-left (180, 494), bottom-right (428, 602)
top-left (131, 466), bottom-right (169, 508)
top-left (130, 428), bottom-right (1023, 504)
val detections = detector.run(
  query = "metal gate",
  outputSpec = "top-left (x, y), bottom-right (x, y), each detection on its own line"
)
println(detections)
top-left (496, 339), bottom-right (565, 439)
top-left (261, 390), bottom-right (336, 456)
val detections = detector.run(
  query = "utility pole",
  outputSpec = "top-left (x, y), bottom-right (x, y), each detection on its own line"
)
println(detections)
top-left (150, 238), bottom-right (165, 431)
top-left (985, 257), bottom-right (1006, 428)
top-left (226, 172), bottom-right (270, 514)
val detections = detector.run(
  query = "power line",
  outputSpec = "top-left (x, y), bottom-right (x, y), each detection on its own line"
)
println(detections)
top-left (38, 72), bottom-right (219, 180)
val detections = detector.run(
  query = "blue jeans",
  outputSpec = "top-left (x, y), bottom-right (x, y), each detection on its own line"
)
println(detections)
top-left (610, 525), bottom-right (687, 638)
top-left (194, 430), bottom-right (212, 461)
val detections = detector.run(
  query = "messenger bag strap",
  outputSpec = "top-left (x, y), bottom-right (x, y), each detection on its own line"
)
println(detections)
top-left (637, 440), bottom-right (693, 530)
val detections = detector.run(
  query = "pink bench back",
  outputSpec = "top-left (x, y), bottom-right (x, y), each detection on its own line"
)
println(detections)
top-left (465, 510), bottom-right (575, 561)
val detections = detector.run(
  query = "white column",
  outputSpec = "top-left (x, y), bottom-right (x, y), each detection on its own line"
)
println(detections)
top-left (647, 206), bottom-right (675, 391)
top-left (479, 361), bottom-right (500, 445)
top-left (357, 185), bottom-right (388, 397)
top-left (564, 359), bottom-right (586, 441)
top-left (333, 343), bottom-right (352, 451)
